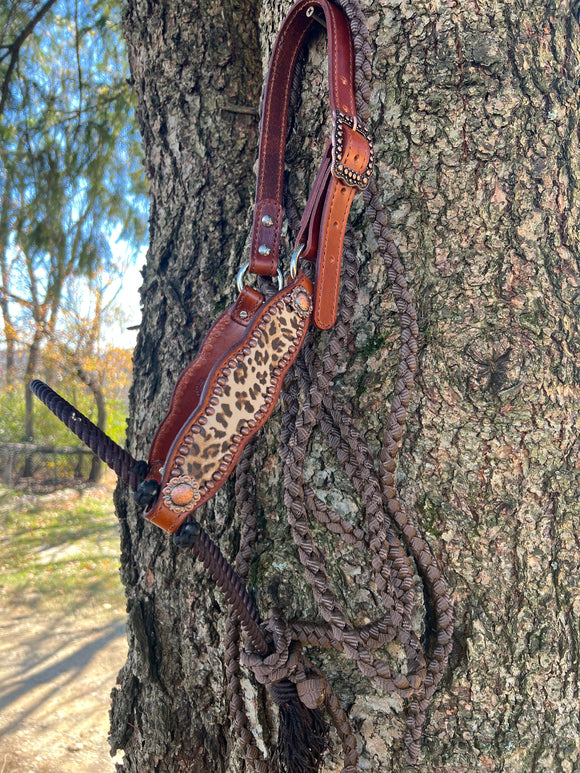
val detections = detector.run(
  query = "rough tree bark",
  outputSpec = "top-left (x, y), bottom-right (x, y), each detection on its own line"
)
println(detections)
top-left (111, 1), bottom-right (580, 772)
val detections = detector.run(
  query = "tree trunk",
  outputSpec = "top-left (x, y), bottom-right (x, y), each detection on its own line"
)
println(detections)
top-left (111, 1), bottom-right (580, 772)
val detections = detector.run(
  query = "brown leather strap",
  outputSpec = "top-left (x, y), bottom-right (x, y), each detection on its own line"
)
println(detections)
top-left (143, 0), bottom-right (374, 527)
top-left (248, 0), bottom-right (369, 279)
top-left (296, 143), bottom-right (333, 262)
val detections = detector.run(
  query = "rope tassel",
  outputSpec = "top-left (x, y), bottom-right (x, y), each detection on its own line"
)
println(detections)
top-left (174, 524), bottom-right (331, 772)
top-left (270, 680), bottom-right (328, 773)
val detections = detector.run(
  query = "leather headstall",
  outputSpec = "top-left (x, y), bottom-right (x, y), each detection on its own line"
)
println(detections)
top-left (136, 0), bottom-right (374, 533)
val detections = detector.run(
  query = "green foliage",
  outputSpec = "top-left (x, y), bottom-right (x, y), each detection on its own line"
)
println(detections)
top-left (0, 0), bottom-right (147, 346)
top-left (0, 366), bottom-right (130, 446)
top-left (0, 385), bottom-right (25, 442)
top-left (0, 0), bottom-right (145, 449)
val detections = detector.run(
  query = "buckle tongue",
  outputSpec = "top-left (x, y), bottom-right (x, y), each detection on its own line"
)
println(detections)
top-left (332, 109), bottom-right (374, 190)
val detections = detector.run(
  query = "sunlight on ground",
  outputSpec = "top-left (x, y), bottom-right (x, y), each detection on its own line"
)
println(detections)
top-left (0, 479), bottom-right (128, 772)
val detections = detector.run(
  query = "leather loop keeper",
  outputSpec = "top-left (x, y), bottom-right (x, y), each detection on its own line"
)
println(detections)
top-left (233, 285), bottom-right (264, 323)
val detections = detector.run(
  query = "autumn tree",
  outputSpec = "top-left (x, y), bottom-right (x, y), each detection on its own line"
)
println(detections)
top-left (109, 1), bottom-right (580, 772)
top-left (47, 270), bottom-right (135, 480)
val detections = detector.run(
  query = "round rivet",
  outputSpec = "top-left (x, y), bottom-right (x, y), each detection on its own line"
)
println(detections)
top-left (239, 309), bottom-right (248, 319)
top-left (261, 215), bottom-right (273, 227)
top-left (258, 245), bottom-right (271, 256)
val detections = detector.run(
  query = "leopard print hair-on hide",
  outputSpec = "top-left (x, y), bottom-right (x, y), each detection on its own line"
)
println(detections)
top-left (158, 282), bottom-right (312, 524)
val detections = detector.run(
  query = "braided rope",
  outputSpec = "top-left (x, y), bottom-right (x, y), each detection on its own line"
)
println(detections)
top-left (224, 0), bottom-right (453, 769)
top-left (29, 379), bottom-right (147, 491)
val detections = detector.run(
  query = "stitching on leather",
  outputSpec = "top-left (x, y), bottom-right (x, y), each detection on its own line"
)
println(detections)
top-left (316, 181), bottom-right (353, 327)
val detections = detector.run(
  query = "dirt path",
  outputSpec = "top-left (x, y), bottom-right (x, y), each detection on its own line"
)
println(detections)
top-left (0, 605), bottom-right (127, 772)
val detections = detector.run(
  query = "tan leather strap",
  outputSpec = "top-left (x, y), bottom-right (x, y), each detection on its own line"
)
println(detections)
top-left (294, 123), bottom-right (373, 328)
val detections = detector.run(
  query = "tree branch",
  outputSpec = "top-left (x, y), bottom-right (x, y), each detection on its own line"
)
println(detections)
top-left (0, 0), bottom-right (59, 118)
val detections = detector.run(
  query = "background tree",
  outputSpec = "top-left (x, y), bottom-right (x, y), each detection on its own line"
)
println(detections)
top-left (48, 270), bottom-right (135, 481)
top-left (0, 0), bottom-right (146, 452)
top-left (111, 0), bottom-right (580, 772)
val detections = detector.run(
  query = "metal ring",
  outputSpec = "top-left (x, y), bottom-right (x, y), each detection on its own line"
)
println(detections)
top-left (236, 262), bottom-right (284, 293)
top-left (289, 244), bottom-right (305, 280)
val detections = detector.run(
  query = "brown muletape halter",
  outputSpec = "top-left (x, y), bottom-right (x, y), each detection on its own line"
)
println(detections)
top-left (30, 0), bottom-right (453, 770)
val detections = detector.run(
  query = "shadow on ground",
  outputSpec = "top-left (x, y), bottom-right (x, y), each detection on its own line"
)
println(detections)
top-left (0, 606), bottom-right (127, 772)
